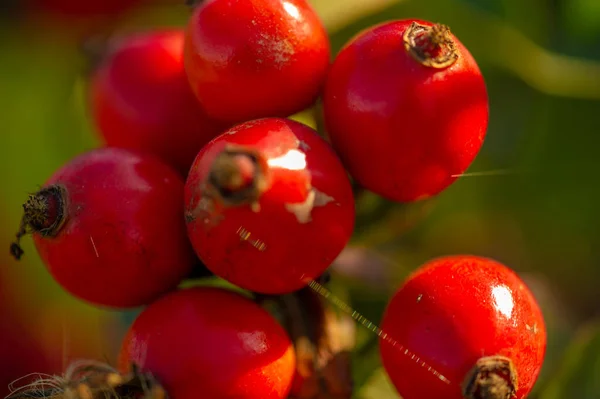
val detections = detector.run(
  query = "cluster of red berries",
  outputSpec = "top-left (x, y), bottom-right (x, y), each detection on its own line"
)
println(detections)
top-left (9, 0), bottom-right (547, 398)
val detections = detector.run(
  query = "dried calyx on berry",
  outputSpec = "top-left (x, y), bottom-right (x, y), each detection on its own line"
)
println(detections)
top-left (462, 355), bottom-right (518, 399)
top-left (403, 21), bottom-right (459, 69)
top-left (10, 185), bottom-right (68, 260)
top-left (204, 145), bottom-right (269, 209)
top-left (5, 360), bottom-right (167, 399)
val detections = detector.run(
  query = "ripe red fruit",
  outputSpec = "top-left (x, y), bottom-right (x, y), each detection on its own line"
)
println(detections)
top-left (184, 118), bottom-right (355, 294)
top-left (184, 0), bottom-right (330, 124)
top-left (323, 19), bottom-right (489, 202)
top-left (379, 255), bottom-right (546, 399)
top-left (119, 286), bottom-right (296, 399)
top-left (10, 148), bottom-right (196, 308)
top-left (90, 29), bottom-right (227, 176)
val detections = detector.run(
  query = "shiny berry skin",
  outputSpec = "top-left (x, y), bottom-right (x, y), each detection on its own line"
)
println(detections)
top-left (118, 286), bottom-right (296, 399)
top-left (323, 19), bottom-right (489, 202)
top-left (184, 118), bottom-right (355, 294)
top-left (379, 255), bottom-right (546, 399)
top-left (184, 0), bottom-right (330, 124)
top-left (10, 148), bottom-right (196, 308)
top-left (90, 29), bottom-right (227, 176)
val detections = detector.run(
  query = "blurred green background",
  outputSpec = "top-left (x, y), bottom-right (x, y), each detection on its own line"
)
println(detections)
top-left (1, 0), bottom-right (599, 398)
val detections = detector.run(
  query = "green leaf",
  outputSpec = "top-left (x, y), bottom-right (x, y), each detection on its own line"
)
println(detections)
top-left (538, 320), bottom-right (600, 399)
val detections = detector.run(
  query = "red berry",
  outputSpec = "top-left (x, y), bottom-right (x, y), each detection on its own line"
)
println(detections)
top-left (118, 286), bottom-right (296, 399)
top-left (184, 118), bottom-right (355, 294)
top-left (90, 29), bottom-right (227, 176)
top-left (379, 255), bottom-right (546, 399)
top-left (323, 19), bottom-right (489, 202)
top-left (184, 0), bottom-right (330, 124)
top-left (10, 148), bottom-right (196, 308)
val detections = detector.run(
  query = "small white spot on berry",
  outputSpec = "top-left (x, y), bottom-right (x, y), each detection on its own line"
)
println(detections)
top-left (285, 188), bottom-right (334, 223)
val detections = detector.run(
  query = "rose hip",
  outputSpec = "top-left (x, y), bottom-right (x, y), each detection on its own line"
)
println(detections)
top-left (379, 255), bottom-right (547, 399)
top-left (90, 29), bottom-right (227, 176)
top-left (324, 19), bottom-right (489, 202)
top-left (10, 148), bottom-right (196, 308)
top-left (184, 118), bottom-right (355, 294)
top-left (184, 0), bottom-right (330, 124)
top-left (119, 286), bottom-right (296, 399)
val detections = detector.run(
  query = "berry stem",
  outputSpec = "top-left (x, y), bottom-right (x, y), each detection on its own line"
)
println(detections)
top-left (10, 185), bottom-right (67, 260)
top-left (276, 283), bottom-right (354, 398)
top-left (403, 22), bottom-right (459, 69)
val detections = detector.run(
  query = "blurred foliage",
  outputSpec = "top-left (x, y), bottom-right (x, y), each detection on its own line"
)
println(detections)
top-left (0, 0), bottom-right (599, 398)
top-left (539, 320), bottom-right (600, 399)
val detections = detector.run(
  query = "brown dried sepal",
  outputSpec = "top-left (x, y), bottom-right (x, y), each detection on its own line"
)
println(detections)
top-left (185, 144), bottom-right (270, 225)
top-left (277, 283), bottom-right (355, 399)
top-left (10, 184), bottom-right (68, 260)
top-left (462, 355), bottom-right (518, 399)
top-left (205, 144), bottom-right (269, 209)
top-left (6, 360), bottom-right (167, 399)
top-left (403, 21), bottom-right (459, 69)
